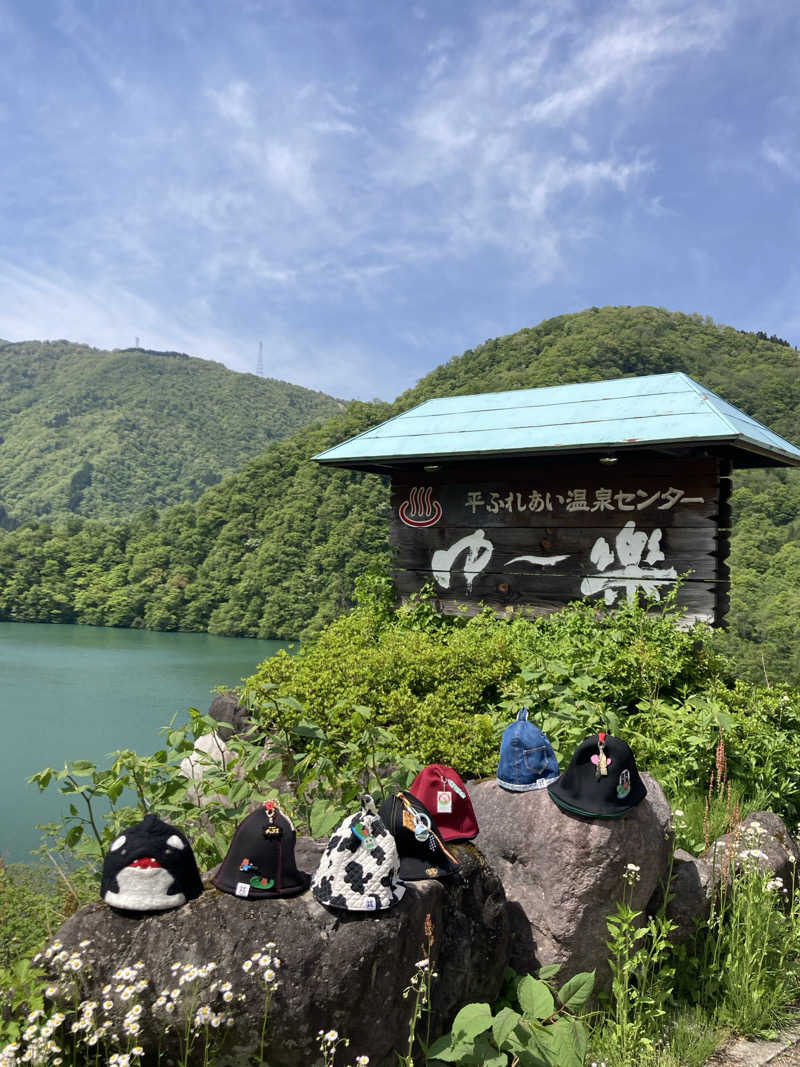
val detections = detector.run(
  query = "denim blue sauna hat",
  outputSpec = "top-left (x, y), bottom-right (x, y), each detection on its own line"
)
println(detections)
top-left (496, 708), bottom-right (560, 792)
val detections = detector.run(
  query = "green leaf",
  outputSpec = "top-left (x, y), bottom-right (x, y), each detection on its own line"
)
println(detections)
top-left (451, 1001), bottom-right (493, 1042)
top-left (536, 963), bottom-right (561, 981)
top-left (492, 1006), bottom-right (521, 1048)
top-left (557, 969), bottom-right (595, 1012)
top-left (517, 975), bottom-right (554, 1021)
top-left (69, 760), bottom-right (96, 775)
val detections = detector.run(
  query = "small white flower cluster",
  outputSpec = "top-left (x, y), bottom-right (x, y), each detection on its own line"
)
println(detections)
top-left (767, 877), bottom-right (789, 895)
top-left (0, 1008), bottom-right (66, 1066)
top-left (623, 862), bottom-right (641, 886)
top-left (242, 943), bottom-right (282, 987)
top-left (738, 847), bottom-right (770, 865)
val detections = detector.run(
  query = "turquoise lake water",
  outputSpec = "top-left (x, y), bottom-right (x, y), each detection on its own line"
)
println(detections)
top-left (0, 622), bottom-right (290, 861)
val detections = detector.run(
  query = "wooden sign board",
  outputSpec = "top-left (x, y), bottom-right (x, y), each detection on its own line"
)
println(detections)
top-left (390, 456), bottom-right (731, 625)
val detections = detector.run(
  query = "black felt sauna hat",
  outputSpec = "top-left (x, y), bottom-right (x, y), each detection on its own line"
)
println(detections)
top-left (101, 812), bottom-right (203, 912)
top-left (379, 790), bottom-right (459, 881)
top-left (213, 800), bottom-right (311, 899)
top-left (547, 732), bottom-right (647, 818)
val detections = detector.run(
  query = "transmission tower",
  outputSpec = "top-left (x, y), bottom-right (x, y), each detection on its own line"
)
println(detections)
top-left (256, 341), bottom-right (264, 377)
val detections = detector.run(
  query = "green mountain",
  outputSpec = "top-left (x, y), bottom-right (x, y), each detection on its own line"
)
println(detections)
top-left (1, 308), bottom-right (799, 683)
top-left (0, 340), bottom-right (344, 526)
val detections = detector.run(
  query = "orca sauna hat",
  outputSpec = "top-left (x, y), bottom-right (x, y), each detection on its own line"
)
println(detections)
top-left (379, 790), bottom-right (459, 881)
top-left (409, 764), bottom-right (478, 842)
top-left (547, 732), bottom-right (647, 818)
top-left (496, 708), bottom-right (560, 792)
top-left (312, 794), bottom-right (405, 912)
top-left (101, 813), bottom-right (203, 912)
top-left (213, 799), bottom-right (311, 899)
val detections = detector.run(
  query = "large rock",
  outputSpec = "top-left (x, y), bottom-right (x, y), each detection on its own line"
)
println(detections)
top-left (41, 839), bottom-right (509, 1067)
top-left (707, 811), bottom-right (800, 891)
top-left (468, 772), bottom-right (672, 988)
top-left (207, 691), bottom-right (254, 742)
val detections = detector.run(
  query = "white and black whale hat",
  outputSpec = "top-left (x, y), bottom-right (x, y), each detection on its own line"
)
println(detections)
top-left (101, 813), bottom-right (204, 912)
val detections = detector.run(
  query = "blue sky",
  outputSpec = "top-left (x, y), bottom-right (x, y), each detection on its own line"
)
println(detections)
top-left (1, 0), bottom-right (799, 401)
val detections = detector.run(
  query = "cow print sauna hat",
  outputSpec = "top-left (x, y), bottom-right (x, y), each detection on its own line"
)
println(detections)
top-left (213, 799), bottom-right (310, 899)
top-left (101, 813), bottom-right (203, 912)
top-left (312, 794), bottom-right (405, 912)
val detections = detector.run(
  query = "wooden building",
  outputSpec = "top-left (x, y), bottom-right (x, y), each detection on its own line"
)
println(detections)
top-left (315, 373), bottom-right (800, 626)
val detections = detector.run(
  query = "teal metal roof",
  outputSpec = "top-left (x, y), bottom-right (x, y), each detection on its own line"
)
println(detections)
top-left (315, 372), bottom-right (800, 469)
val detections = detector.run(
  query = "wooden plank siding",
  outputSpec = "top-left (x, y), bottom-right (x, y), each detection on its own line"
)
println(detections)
top-left (390, 455), bottom-right (729, 624)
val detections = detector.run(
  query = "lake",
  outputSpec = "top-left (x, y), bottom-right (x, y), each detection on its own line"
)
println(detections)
top-left (0, 622), bottom-right (291, 861)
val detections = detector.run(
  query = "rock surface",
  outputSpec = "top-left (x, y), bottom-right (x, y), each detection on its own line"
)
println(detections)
top-left (468, 772), bottom-right (673, 988)
top-left (207, 691), bottom-right (254, 742)
top-left (43, 839), bottom-right (509, 1067)
top-left (707, 811), bottom-right (800, 890)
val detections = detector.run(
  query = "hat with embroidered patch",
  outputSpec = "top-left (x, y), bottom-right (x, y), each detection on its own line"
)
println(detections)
top-left (409, 764), bottom-right (478, 842)
top-left (101, 813), bottom-right (203, 912)
top-left (312, 794), bottom-right (405, 912)
top-left (496, 708), bottom-right (560, 792)
top-left (547, 732), bottom-right (647, 818)
top-left (379, 790), bottom-right (459, 881)
top-left (213, 799), bottom-right (311, 899)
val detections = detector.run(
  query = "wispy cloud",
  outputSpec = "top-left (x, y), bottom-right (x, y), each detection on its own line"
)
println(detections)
top-left (1, 0), bottom-right (799, 399)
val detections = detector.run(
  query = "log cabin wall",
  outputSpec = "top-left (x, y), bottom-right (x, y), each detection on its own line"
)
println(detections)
top-left (391, 454), bottom-right (731, 625)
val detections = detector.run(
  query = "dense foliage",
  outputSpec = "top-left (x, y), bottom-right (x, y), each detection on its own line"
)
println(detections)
top-left (12, 589), bottom-right (800, 1065)
top-left (1, 307), bottom-right (799, 679)
top-left (0, 404), bottom-right (391, 637)
top-left (244, 582), bottom-right (800, 826)
top-left (0, 340), bottom-right (342, 525)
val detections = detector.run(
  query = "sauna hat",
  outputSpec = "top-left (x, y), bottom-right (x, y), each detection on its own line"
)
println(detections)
top-left (547, 732), bottom-right (647, 818)
top-left (213, 799), bottom-right (311, 899)
top-left (496, 708), bottom-right (560, 792)
top-left (312, 794), bottom-right (405, 912)
top-left (101, 813), bottom-right (203, 912)
top-left (379, 790), bottom-right (459, 881)
top-left (409, 764), bottom-right (478, 842)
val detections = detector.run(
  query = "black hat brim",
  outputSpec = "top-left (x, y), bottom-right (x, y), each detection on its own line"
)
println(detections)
top-left (547, 776), bottom-right (647, 818)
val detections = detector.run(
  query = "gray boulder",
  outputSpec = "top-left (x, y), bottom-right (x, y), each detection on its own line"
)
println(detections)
top-left (468, 772), bottom-right (673, 989)
top-left (41, 839), bottom-right (509, 1067)
top-left (207, 691), bottom-right (254, 742)
top-left (707, 811), bottom-right (800, 892)
top-left (659, 849), bottom-right (717, 944)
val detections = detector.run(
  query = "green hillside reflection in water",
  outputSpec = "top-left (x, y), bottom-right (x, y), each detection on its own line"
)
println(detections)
top-left (0, 622), bottom-right (290, 861)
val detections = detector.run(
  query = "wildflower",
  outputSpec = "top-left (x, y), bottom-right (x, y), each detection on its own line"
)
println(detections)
top-left (415, 958), bottom-right (429, 969)
top-left (356, 1056), bottom-right (370, 1065)
top-left (103, 999), bottom-right (114, 1011)
top-left (242, 960), bottom-right (253, 973)
top-left (263, 968), bottom-right (277, 983)
top-left (223, 990), bottom-right (234, 1002)
top-left (673, 809), bottom-right (684, 818)
top-left (324, 1030), bottom-right (338, 1043)
top-left (165, 1002), bottom-right (176, 1014)
top-left (131, 1048), bottom-right (144, 1058)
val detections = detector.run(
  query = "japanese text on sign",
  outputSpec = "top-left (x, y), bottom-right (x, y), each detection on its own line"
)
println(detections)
top-left (464, 487), bottom-right (705, 515)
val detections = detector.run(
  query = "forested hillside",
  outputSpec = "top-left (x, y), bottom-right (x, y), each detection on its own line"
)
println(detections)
top-left (1, 308), bottom-right (799, 683)
top-left (0, 340), bottom-right (343, 525)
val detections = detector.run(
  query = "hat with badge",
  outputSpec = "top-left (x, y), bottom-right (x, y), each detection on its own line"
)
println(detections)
top-left (101, 813), bottom-right (204, 912)
top-left (547, 732), bottom-right (647, 818)
top-left (496, 708), bottom-right (560, 792)
top-left (213, 799), bottom-right (311, 899)
top-left (379, 790), bottom-right (459, 881)
top-left (312, 794), bottom-right (405, 912)
top-left (408, 764), bottom-right (478, 842)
